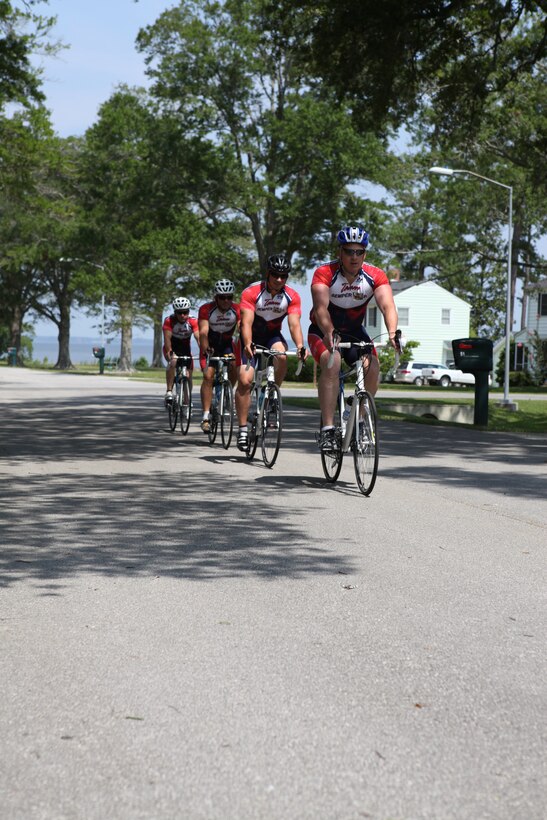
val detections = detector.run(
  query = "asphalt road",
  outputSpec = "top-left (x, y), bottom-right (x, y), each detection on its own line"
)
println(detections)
top-left (1, 368), bottom-right (545, 820)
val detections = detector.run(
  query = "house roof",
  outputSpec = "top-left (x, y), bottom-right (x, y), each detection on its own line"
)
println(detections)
top-left (390, 280), bottom-right (420, 294)
top-left (523, 278), bottom-right (547, 293)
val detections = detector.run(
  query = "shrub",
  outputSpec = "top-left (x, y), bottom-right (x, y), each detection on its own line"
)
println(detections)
top-left (134, 356), bottom-right (149, 370)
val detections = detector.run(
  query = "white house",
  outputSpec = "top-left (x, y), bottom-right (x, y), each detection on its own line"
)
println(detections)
top-left (367, 279), bottom-right (471, 363)
top-left (512, 278), bottom-right (547, 373)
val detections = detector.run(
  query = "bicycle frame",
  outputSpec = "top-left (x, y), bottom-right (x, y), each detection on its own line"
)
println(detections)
top-left (245, 346), bottom-right (303, 467)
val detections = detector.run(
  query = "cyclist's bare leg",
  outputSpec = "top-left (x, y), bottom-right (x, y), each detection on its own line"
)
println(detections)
top-left (318, 348), bottom-right (340, 427)
top-left (272, 341), bottom-right (287, 386)
top-left (363, 355), bottom-right (380, 395)
top-left (235, 364), bottom-right (255, 427)
top-left (200, 365), bottom-right (215, 413)
top-left (228, 361), bottom-right (238, 387)
top-left (166, 356), bottom-right (176, 391)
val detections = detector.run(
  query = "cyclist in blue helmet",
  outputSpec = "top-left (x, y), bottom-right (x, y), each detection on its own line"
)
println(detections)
top-left (308, 225), bottom-right (398, 451)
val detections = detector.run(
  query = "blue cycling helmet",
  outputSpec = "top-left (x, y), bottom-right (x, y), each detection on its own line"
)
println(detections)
top-left (337, 225), bottom-right (369, 247)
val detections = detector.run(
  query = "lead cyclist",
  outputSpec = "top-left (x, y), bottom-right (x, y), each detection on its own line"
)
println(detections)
top-left (307, 225), bottom-right (399, 452)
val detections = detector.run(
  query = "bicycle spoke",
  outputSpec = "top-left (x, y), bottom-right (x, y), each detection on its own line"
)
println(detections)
top-left (220, 382), bottom-right (234, 449)
top-left (245, 389), bottom-right (259, 461)
top-left (180, 378), bottom-right (192, 436)
top-left (261, 384), bottom-right (282, 468)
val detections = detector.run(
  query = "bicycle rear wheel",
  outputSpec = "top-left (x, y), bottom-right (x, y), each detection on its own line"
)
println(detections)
top-left (208, 404), bottom-right (219, 444)
top-left (353, 391), bottom-right (379, 496)
top-left (320, 404), bottom-right (343, 482)
top-left (245, 389), bottom-right (259, 461)
top-left (167, 389), bottom-right (179, 431)
top-left (220, 382), bottom-right (234, 449)
top-left (261, 384), bottom-right (282, 468)
top-left (180, 378), bottom-right (192, 436)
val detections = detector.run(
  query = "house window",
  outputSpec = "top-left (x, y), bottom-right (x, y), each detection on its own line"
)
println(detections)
top-left (540, 293), bottom-right (547, 316)
top-left (442, 308), bottom-right (451, 325)
top-left (368, 306), bottom-right (377, 326)
top-left (398, 307), bottom-right (409, 326)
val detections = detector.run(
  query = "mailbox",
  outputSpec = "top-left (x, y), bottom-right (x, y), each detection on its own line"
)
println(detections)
top-left (92, 346), bottom-right (105, 374)
top-left (452, 338), bottom-right (493, 426)
top-left (452, 338), bottom-right (493, 373)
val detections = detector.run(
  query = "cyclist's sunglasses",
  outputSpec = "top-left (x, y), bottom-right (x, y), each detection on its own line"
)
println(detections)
top-left (175, 309), bottom-right (189, 316)
top-left (217, 294), bottom-right (234, 300)
top-left (342, 247), bottom-right (366, 257)
top-left (268, 271), bottom-right (289, 280)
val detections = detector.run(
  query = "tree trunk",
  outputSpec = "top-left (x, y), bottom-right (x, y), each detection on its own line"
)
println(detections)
top-left (152, 311), bottom-right (164, 367)
top-left (118, 303), bottom-right (134, 371)
top-left (54, 297), bottom-right (73, 370)
top-left (10, 305), bottom-right (24, 365)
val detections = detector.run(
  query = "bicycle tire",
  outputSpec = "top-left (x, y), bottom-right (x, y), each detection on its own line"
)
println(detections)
top-left (180, 377), bottom-right (192, 436)
top-left (245, 388), bottom-right (259, 461)
top-left (220, 382), bottom-right (234, 450)
top-left (320, 404), bottom-right (343, 483)
top-left (261, 384), bottom-right (282, 468)
top-left (167, 388), bottom-right (179, 431)
top-left (208, 404), bottom-right (219, 444)
top-left (353, 391), bottom-right (379, 496)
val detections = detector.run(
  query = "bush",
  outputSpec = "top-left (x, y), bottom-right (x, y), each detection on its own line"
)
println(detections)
top-left (508, 370), bottom-right (535, 387)
top-left (285, 354), bottom-right (315, 382)
top-left (134, 356), bottom-right (149, 370)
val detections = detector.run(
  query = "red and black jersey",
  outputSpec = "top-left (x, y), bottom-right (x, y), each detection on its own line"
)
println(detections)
top-left (310, 261), bottom-right (389, 335)
top-left (240, 280), bottom-right (301, 337)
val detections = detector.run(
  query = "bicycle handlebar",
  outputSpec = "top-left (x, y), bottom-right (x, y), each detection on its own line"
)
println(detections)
top-left (245, 347), bottom-right (304, 375)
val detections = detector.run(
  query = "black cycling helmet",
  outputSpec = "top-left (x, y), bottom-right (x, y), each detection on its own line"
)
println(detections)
top-left (267, 253), bottom-right (292, 275)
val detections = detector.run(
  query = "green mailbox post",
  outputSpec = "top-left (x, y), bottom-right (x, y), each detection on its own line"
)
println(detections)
top-left (92, 346), bottom-right (106, 374)
top-left (7, 347), bottom-right (17, 367)
top-left (452, 338), bottom-right (493, 426)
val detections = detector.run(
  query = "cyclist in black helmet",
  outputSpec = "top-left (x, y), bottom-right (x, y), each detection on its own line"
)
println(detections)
top-left (236, 254), bottom-right (308, 451)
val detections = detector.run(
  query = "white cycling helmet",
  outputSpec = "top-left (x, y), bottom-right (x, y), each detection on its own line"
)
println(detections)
top-left (173, 296), bottom-right (190, 311)
top-left (214, 279), bottom-right (235, 295)
top-left (337, 225), bottom-right (369, 247)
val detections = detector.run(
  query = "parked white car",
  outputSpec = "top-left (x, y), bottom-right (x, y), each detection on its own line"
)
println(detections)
top-left (393, 361), bottom-right (446, 386)
top-left (421, 365), bottom-right (491, 387)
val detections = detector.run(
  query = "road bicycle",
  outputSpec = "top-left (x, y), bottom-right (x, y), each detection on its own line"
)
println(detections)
top-left (167, 355), bottom-right (193, 435)
top-left (206, 353), bottom-right (236, 449)
top-left (319, 331), bottom-right (403, 495)
top-left (318, 340), bottom-right (376, 494)
top-left (245, 346), bottom-right (304, 468)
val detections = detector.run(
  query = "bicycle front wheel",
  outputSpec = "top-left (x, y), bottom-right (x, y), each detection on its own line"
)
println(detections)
top-left (246, 389), bottom-right (259, 461)
top-left (353, 391), bottom-right (379, 496)
top-left (167, 390), bottom-right (179, 431)
top-left (180, 378), bottom-right (192, 436)
top-left (261, 384), bottom-right (282, 468)
top-left (208, 404), bottom-right (219, 444)
top-left (320, 405), bottom-right (343, 483)
top-left (220, 382), bottom-right (234, 449)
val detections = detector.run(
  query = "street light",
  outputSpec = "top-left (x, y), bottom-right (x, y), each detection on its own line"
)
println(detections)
top-left (428, 166), bottom-right (514, 407)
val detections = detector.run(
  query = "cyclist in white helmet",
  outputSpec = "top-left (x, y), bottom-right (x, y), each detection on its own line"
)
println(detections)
top-left (308, 225), bottom-right (399, 452)
top-left (162, 296), bottom-right (199, 404)
top-left (198, 279), bottom-right (241, 433)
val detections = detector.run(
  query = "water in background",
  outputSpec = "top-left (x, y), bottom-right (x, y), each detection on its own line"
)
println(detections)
top-left (32, 336), bottom-right (156, 365)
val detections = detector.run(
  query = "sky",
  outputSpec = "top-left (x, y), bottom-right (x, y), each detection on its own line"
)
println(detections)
top-left (31, 0), bottom-right (317, 340)
top-left (32, 0), bottom-right (179, 337)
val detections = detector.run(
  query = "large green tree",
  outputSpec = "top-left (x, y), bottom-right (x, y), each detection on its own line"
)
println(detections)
top-left (137, 0), bottom-right (391, 274)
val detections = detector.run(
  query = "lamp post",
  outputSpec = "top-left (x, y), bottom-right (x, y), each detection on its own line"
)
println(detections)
top-left (428, 166), bottom-right (514, 407)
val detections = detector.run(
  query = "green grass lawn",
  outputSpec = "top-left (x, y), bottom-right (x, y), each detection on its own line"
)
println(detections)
top-left (284, 395), bottom-right (547, 435)
top-left (4, 362), bottom-right (545, 434)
